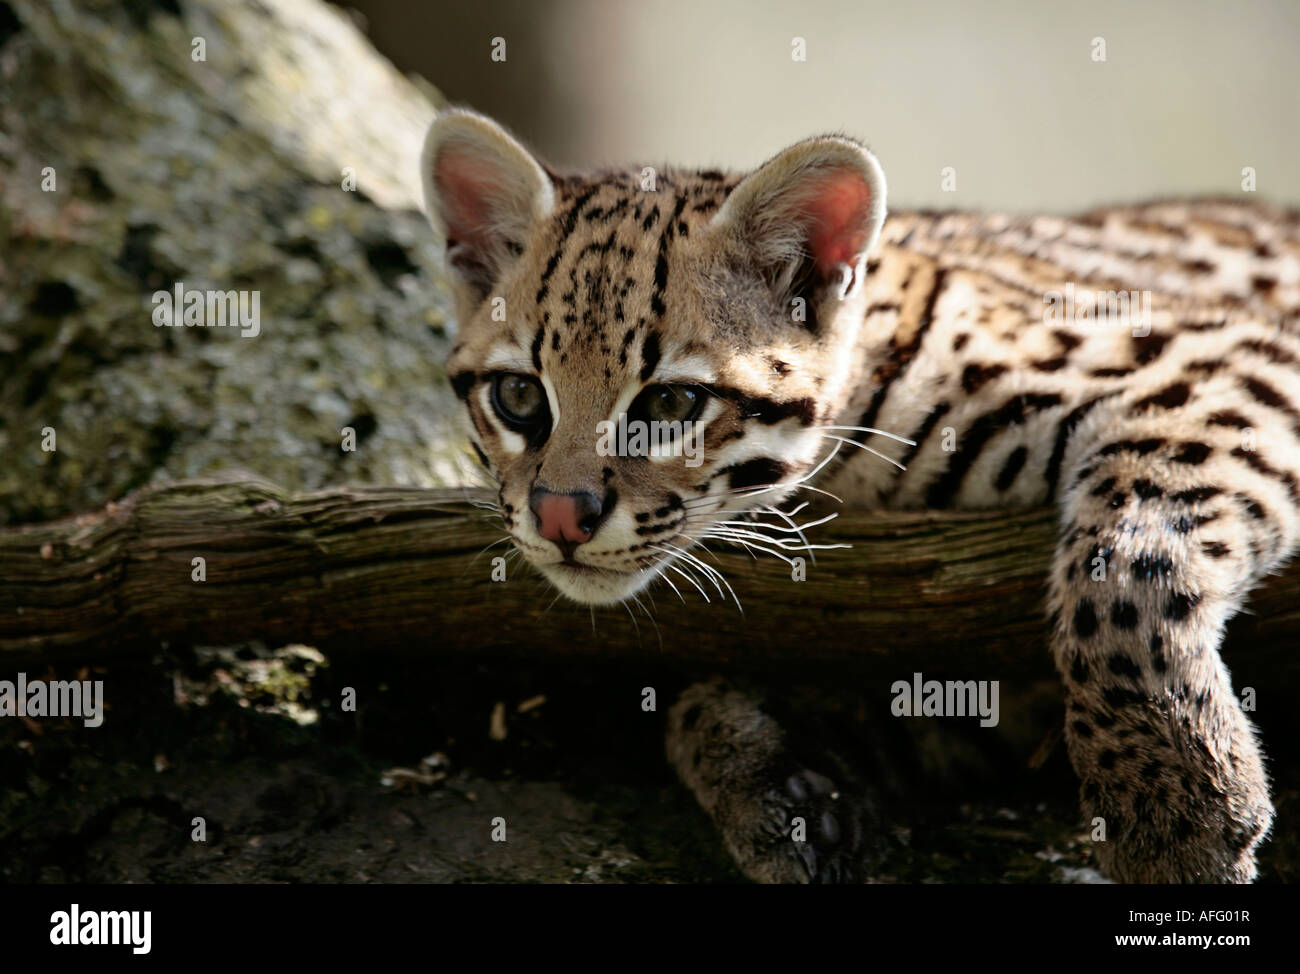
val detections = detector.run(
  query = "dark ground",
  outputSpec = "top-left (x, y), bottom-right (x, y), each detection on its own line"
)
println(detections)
top-left (2, 636), bottom-right (1295, 884)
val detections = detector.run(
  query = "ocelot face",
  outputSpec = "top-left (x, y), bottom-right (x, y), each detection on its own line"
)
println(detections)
top-left (422, 110), bottom-right (887, 605)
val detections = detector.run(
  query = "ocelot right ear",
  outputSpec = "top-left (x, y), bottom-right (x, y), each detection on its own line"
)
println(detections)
top-left (421, 109), bottom-right (555, 301)
top-left (710, 134), bottom-right (887, 317)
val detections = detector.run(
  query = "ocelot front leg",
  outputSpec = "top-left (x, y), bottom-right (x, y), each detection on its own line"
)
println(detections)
top-left (1051, 388), bottom-right (1300, 882)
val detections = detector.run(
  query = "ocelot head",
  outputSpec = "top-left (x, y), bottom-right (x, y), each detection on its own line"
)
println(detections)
top-left (421, 109), bottom-right (887, 605)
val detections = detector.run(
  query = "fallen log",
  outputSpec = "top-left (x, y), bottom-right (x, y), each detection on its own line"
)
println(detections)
top-left (1, 476), bottom-right (1296, 678)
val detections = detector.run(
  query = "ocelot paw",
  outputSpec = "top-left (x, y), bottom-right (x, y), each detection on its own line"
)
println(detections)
top-left (666, 677), bottom-right (877, 883)
top-left (1083, 761), bottom-right (1273, 883)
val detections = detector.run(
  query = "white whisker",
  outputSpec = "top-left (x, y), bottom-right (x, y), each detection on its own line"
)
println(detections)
top-left (681, 440), bottom-right (850, 509)
top-left (658, 558), bottom-right (712, 603)
top-left (621, 598), bottom-right (642, 642)
top-left (656, 567), bottom-right (687, 604)
top-left (700, 531), bottom-right (798, 566)
top-left (469, 535), bottom-right (515, 566)
top-left (691, 511), bottom-right (840, 535)
top-left (702, 526), bottom-right (850, 553)
top-left (761, 503), bottom-right (818, 565)
top-left (699, 526), bottom-right (851, 562)
top-left (819, 434), bottom-right (907, 470)
top-left (681, 478), bottom-right (844, 509)
top-left (813, 424), bottom-right (916, 446)
top-left (631, 594), bottom-right (664, 652)
top-left (653, 544), bottom-right (722, 600)
top-left (658, 542), bottom-right (743, 612)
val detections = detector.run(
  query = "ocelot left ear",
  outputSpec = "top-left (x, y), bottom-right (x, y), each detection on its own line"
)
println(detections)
top-left (711, 135), bottom-right (886, 319)
top-left (420, 109), bottom-right (556, 303)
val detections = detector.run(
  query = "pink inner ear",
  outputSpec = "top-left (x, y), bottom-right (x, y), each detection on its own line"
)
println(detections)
top-left (434, 145), bottom-right (504, 250)
top-left (803, 169), bottom-right (874, 276)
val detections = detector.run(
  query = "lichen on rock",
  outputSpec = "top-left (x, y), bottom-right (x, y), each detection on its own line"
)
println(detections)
top-left (0, 0), bottom-right (467, 525)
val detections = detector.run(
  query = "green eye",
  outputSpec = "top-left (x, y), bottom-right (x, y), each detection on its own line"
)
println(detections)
top-left (491, 373), bottom-right (547, 427)
top-left (633, 385), bottom-right (705, 425)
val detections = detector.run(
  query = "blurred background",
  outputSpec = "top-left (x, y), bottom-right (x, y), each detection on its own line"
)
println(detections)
top-left (344, 0), bottom-right (1300, 211)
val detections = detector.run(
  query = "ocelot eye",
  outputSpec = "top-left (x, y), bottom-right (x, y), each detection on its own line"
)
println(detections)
top-left (491, 373), bottom-right (547, 427)
top-left (631, 384), bottom-right (706, 425)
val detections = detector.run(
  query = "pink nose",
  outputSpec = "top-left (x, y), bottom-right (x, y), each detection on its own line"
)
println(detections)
top-left (530, 489), bottom-right (603, 547)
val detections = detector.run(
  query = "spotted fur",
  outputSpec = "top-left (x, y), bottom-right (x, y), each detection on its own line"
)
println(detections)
top-left (422, 109), bottom-right (1300, 883)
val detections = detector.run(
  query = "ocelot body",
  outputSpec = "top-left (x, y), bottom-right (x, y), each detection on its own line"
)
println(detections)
top-left (420, 108), bottom-right (1300, 883)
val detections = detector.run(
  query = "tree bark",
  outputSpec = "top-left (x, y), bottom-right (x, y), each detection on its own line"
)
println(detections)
top-left (3, 476), bottom-right (1297, 677)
